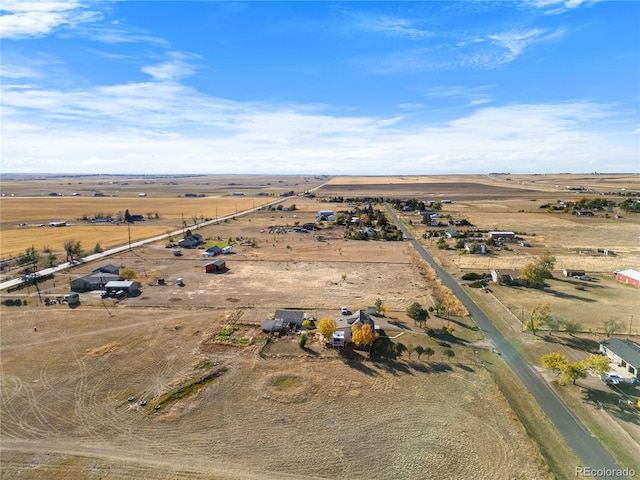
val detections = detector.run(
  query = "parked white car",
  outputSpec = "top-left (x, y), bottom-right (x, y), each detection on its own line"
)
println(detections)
top-left (603, 373), bottom-right (625, 385)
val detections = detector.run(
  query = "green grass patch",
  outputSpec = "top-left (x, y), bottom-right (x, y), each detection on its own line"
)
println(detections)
top-left (272, 376), bottom-right (303, 392)
top-left (154, 367), bottom-right (226, 409)
top-left (213, 325), bottom-right (251, 345)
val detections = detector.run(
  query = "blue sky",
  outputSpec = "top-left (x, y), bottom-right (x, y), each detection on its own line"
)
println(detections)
top-left (1, 1), bottom-right (638, 175)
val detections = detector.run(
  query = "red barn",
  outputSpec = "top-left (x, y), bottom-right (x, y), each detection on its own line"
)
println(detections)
top-left (205, 259), bottom-right (226, 273)
top-left (616, 269), bottom-right (640, 288)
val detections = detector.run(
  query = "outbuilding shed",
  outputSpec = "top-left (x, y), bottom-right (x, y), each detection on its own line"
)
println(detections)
top-left (616, 269), bottom-right (640, 288)
top-left (104, 280), bottom-right (139, 295)
top-left (274, 309), bottom-right (306, 328)
top-left (261, 318), bottom-right (285, 334)
top-left (563, 269), bottom-right (586, 277)
top-left (488, 231), bottom-right (515, 240)
top-left (205, 259), bottom-right (226, 273)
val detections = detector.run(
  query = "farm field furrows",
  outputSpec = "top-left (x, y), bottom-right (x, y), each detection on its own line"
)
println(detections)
top-left (0, 307), bottom-right (548, 480)
top-left (2, 173), bottom-right (638, 479)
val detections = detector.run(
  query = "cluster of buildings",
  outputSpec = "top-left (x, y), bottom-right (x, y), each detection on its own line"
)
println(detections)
top-left (262, 308), bottom-right (376, 348)
top-left (70, 264), bottom-right (140, 297)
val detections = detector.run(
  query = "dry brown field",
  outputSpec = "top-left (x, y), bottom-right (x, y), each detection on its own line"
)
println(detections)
top-left (0, 174), bottom-right (324, 259)
top-left (2, 173), bottom-right (638, 478)
top-left (0, 196), bottom-right (549, 479)
top-left (322, 175), bottom-right (639, 334)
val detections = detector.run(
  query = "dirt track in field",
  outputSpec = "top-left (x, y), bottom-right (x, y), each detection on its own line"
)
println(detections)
top-left (0, 306), bottom-right (547, 480)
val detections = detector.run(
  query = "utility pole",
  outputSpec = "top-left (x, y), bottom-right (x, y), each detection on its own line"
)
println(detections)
top-left (127, 220), bottom-right (132, 251)
top-left (31, 249), bottom-right (42, 304)
top-left (630, 316), bottom-right (634, 336)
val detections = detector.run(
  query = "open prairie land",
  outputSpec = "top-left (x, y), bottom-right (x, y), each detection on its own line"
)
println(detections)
top-left (1, 173), bottom-right (638, 479)
top-left (0, 200), bottom-right (549, 479)
top-left (0, 174), bottom-right (325, 258)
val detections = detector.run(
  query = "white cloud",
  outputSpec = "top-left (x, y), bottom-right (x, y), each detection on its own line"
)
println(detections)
top-left (2, 72), bottom-right (636, 175)
top-left (529, 0), bottom-right (602, 15)
top-left (350, 12), bottom-right (432, 39)
top-left (0, 1), bottom-right (101, 39)
top-left (141, 53), bottom-right (200, 82)
top-left (488, 28), bottom-right (564, 61)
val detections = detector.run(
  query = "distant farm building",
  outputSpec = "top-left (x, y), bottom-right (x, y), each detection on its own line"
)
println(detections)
top-left (179, 234), bottom-right (203, 248)
top-left (202, 246), bottom-right (222, 257)
top-left (317, 210), bottom-right (335, 221)
top-left (205, 259), bottom-right (226, 273)
top-left (563, 269), bottom-right (586, 278)
top-left (491, 269), bottom-right (521, 284)
top-left (616, 269), bottom-right (640, 288)
top-left (488, 231), bottom-right (515, 240)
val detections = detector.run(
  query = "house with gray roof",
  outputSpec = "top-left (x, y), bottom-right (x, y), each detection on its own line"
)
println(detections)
top-left (92, 264), bottom-right (120, 275)
top-left (335, 310), bottom-right (376, 343)
top-left (70, 272), bottom-right (120, 292)
top-left (600, 338), bottom-right (640, 380)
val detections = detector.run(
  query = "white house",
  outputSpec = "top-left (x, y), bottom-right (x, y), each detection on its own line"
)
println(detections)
top-left (600, 338), bottom-right (640, 380)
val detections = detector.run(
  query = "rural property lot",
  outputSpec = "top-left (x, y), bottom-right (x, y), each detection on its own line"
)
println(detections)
top-left (0, 306), bottom-right (547, 480)
top-left (2, 173), bottom-right (638, 479)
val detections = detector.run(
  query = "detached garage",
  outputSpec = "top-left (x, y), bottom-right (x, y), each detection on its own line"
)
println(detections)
top-left (205, 259), bottom-right (226, 273)
top-left (616, 269), bottom-right (640, 288)
top-left (104, 280), bottom-right (140, 296)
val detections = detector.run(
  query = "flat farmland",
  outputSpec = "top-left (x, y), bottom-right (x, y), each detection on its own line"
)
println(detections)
top-left (2, 173), bottom-right (638, 479)
top-left (0, 173), bottom-right (326, 258)
top-left (0, 198), bottom-right (549, 479)
top-left (0, 307), bottom-right (547, 480)
top-left (315, 175), bottom-right (640, 334)
top-left (0, 197), bottom-right (258, 258)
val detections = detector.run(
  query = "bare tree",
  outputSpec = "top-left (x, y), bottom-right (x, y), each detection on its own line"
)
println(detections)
top-left (602, 318), bottom-right (623, 337)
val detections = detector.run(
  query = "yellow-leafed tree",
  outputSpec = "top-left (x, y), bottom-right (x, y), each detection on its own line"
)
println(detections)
top-left (317, 318), bottom-right (337, 342)
top-left (541, 352), bottom-right (569, 373)
top-left (585, 354), bottom-right (610, 377)
top-left (352, 324), bottom-right (378, 349)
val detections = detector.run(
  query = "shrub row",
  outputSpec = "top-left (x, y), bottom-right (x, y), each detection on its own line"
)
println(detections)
top-left (2, 299), bottom-right (27, 306)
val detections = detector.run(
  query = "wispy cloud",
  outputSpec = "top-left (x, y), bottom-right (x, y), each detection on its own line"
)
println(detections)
top-left (530, 0), bottom-right (602, 15)
top-left (487, 28), bottom-right (565, 61)
top-left (349, 12), bottom-right (432, 39)
top-left (73, 23), bottom-right (169, 47)
top-left (357, 25), bottom-right (564, 73)
top-left (0, 1), bottom-right (101, 39)
top-left (141, 52), bottom-right (200, 82)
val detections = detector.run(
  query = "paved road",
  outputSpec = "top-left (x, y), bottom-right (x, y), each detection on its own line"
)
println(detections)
top-left (386, 206), bottom-right (630, 480)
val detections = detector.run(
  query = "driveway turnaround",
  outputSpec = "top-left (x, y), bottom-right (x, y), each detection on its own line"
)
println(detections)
top-left (386, 206), bottom-right (629, 480)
